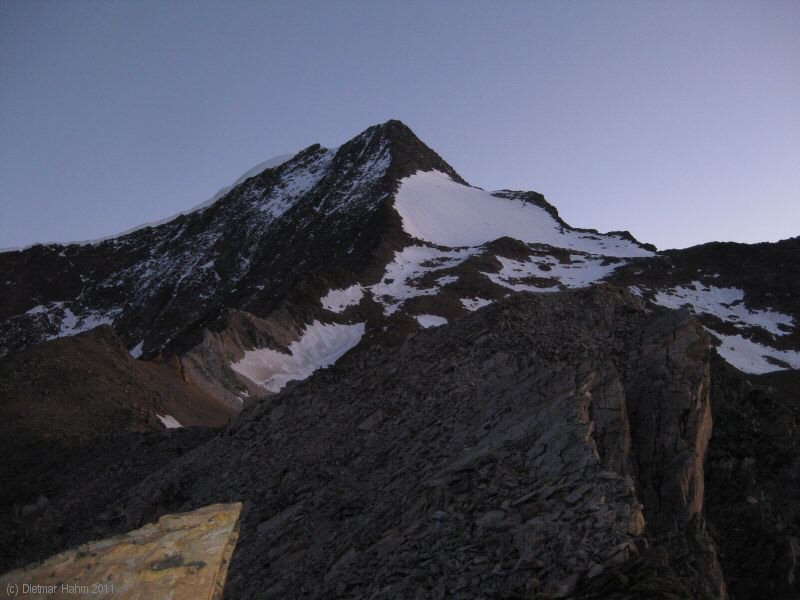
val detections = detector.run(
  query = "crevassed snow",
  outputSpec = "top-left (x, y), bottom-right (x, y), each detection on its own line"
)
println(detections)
top-left (156, 414), bottom-right (182, 429)
top-left (484, 255), bottom-right (621, 293)
top-left (461, 297), bottom-right (493, 311)
top-left (653, 282), bottom-right (794, 336)
top-left (394, 171), bottom-right (653, 258)
top-left (709, 332), bottom-right (800, 374)
top-left (321, 284), bottom-right (364, 312)
top-left (368, 245), bottom-right (474, 315)
top-left (231, 321), bottom-right (365, 393)
top-left (415, 314), bottom-right (448, 328)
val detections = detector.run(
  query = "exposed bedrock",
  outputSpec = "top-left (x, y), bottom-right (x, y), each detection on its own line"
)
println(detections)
top-left (0, 286), bottom-right (728, 599)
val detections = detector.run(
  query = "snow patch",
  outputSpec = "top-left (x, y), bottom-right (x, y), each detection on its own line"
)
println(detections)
top-left (461, 297), bottom-right (493, 311)
top-left (156, 414), bottom-right (182, 429)
top-left (394, 171), bottom-right (653, 258)
top-left (321, 285), bottom-right (364, 313)
top-left (55, 307), bottom-right (119, 338)
top-left (653, 282), bottom-right (794, 336)
top-left (26, 302), bottom-right (121, 340)
top-left (415, 314), bottom-right (448, 328)
top-left (484, 255), bottom-right (621, 292)
top-left (368, 245), bottom-right (473, 315)
top-left (231, 321), bottom-right (365, 393)
top-left (129, 341), bottom-right (144, 358)
top-left (709, 332), bottom-right (800, 374)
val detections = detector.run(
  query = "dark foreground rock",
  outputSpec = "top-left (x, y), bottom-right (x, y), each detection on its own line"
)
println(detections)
top-left (0, 287), bottom-right (730, 598)
top-left (705, 363), bottom-right (800, 599)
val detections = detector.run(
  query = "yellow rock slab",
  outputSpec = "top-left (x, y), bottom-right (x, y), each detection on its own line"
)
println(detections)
top-left (0, 503), bottom-right (241, 600)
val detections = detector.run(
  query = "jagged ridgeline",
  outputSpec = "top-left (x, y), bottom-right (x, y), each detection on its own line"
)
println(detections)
top-left (1, 121), bottom-right (798, 599)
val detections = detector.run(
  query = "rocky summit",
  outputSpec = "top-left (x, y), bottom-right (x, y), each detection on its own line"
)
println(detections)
top-left (1, 121), bottom-right (798, 599)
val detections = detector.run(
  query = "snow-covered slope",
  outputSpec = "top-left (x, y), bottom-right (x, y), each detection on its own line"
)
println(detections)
top-left (638, 280), bottom-right (800, 374)
top-left (231, 321), bottom-right (365, 392)
top-left (314, 169), bottom-right (653, 322)
top-left (395, 171), bottom-right (653, 257)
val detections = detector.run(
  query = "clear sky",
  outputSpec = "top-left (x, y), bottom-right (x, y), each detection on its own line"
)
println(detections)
top-left (1, 1), bottom-right (798, 250)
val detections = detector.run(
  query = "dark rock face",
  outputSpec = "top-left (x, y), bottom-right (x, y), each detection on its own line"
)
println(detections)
top-left (0, 287), bottom-right (727, 598)
top-left (0, 325), bottom-right (233, 438)
top-left (0, 325), bottom-right (235, 518)
top-left (705, 363), bottom-right (800, 599)
top-left (0, 428), bottom-right (217, 571)
top-left (623, 311), bottom-right (723, 598)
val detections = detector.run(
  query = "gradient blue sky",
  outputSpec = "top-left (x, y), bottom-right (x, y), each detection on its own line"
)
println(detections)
top-left (1, 1), bottom-right (798, 250)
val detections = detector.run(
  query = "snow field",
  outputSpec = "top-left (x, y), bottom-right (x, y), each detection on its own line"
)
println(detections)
top-left (653, 282), bottom-right (794, 336)
top-left (231, 321), bottom-right (365, 392)
top-left (394, 171), bottom-right (653, 258)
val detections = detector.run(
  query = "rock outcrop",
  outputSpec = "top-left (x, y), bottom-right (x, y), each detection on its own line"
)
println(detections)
top-left (0, 503), bottom-right (241, 600)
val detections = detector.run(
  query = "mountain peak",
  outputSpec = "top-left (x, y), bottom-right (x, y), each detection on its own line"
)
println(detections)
top-left (345, 119), bottom-right (468, 186)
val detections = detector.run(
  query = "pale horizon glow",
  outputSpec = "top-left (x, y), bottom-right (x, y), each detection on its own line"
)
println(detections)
top-left (1, 1), bottom-right (798, 251)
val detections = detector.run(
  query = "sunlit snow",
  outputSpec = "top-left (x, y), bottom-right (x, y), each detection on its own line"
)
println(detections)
top-left (231, 321), bottom-right (365, 392)
top-left (394, 171), bottom-right (653, 258)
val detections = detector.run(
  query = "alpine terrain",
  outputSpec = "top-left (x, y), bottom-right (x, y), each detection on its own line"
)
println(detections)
top-left (1, 120), bottom-right (798, 599)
